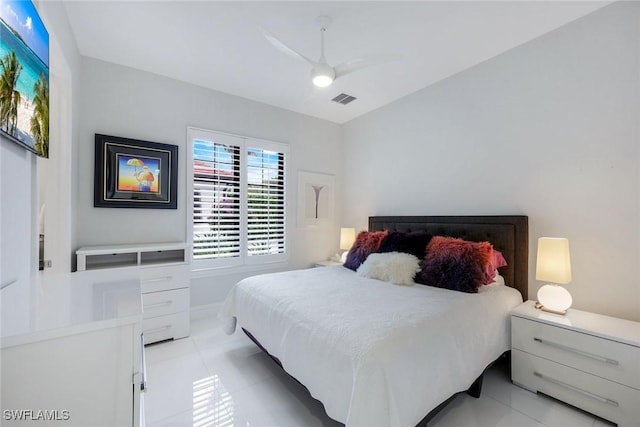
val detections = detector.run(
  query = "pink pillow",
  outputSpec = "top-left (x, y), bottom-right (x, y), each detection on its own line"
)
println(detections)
top-left (483, 249), bottom-right (507, 285)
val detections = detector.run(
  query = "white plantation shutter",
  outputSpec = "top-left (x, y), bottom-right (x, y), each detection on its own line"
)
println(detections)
top-left (193, 141), bottom-right (241, 261)
top-left (188, 128), bottom-right (287, 270)
top-left (247, 146), bottom-right (286, 258)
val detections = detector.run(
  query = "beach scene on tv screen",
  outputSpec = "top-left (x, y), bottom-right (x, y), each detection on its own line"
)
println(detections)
top-left (0, 0), bottom-right (49, 157)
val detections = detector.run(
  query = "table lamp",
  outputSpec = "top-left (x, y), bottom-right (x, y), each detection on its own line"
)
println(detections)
top-left (340, 227), bottom-right (356, 263)
top-left (535, 237), bottom-right (572, 314)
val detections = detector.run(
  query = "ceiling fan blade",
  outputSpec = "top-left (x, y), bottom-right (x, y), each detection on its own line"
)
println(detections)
top-left (334, 54), bottom-right (401, 78)
top-left (261, 28), bottom-right (316, 66)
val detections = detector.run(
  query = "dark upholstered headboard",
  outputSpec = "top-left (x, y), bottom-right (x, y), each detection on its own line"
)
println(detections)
top-left (369, 216), bottom-right (528, 300)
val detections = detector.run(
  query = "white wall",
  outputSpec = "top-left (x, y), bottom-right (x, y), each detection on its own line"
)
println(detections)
top-left (0, 1), bottom-right (80, 323)
top-left (75, 58), bottom-right (343, 305)
top-left (0, 138), bottom-right (38, 331)
top-left (342, 2), bottom-right (640, 321)
top-left (38, 0), bottom-right (82, 273)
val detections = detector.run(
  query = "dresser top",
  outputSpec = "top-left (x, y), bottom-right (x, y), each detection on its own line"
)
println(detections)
top-left (512, 300), bottom-right (640, 348)
top-left (76, 241), bottom-right (188, 255)
top-left (1, 272), bottom-right (141, 348)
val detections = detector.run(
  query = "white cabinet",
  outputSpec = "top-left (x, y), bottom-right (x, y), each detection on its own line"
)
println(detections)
top-left (0, 274), bottom-right (144, 427)
top-left (511, 301), bottom-right (640, 427)
top-left (76, 242), bottom-right (188, 271)
top-left (140, 263), bottom-right (190, 344)
top-left (76, 242), bottom-right (190, 345)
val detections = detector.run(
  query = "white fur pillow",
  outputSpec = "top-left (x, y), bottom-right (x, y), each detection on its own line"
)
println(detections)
top-left (356, 252), bottom-right (421, 286)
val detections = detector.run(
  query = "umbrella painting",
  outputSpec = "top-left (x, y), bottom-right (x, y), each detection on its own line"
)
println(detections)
top-left (94, 134), bottom-right (178, 209)
top-left (117, 155), bottom-right (160, 193)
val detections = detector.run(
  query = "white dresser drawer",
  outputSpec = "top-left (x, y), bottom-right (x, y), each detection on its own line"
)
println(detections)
top-left (142, 288), bottom-right (190, 319)
top-left (512, 349), bottom-right (640, 427)
top-left (512, 315), bottom-right (640, 389)
top-left (143, 312), bottom-right (190, 344)
top-left (140, 264), bottom-right (189, 293)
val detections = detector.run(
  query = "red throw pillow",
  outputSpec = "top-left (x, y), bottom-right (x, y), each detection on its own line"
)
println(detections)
top-left (344, 230), bottom-right (389, 271)
top-left (417, 236), bottom-right (492, 293)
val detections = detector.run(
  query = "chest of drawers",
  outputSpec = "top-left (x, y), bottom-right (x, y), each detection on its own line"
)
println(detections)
top-left (511, 301), bottom-right (640, 427)
top-left (140, 262), bottom-right (190, 344)
top-left (76, 242), bottom-right (190, 345)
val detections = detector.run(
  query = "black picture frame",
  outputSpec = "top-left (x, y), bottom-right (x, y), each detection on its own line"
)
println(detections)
top-left (94, 134), bottom-right (178, 209)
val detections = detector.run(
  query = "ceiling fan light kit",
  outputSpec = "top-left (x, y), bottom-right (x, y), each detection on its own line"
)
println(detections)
top-left (311, 63), bottom-right (335, 87)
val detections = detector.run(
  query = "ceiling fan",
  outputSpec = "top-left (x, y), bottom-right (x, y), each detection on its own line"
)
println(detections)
top-left (263, 15), bottom-right (398, 88)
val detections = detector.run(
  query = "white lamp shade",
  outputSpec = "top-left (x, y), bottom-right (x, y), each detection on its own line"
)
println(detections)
top-left (536, 237), bottom-right (572, 284)
top-left (340, 228), bottom-right (356, 251)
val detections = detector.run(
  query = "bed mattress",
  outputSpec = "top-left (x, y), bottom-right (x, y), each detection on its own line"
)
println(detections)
top-left (219, 265), bottom-right (522, 427)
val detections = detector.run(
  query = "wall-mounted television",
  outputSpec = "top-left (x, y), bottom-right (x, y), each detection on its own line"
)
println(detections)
top-left (0, 0), bottom-right (49, 158)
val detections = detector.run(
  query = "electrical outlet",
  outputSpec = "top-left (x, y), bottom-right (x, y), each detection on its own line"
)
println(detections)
top-left (44, 260), bottom-right (52, 268)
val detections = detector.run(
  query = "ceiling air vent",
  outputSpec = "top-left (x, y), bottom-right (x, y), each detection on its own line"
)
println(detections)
top-left (331, 93), bottom-right (357, 105)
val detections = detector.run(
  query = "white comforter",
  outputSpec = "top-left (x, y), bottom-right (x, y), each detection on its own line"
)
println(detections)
top-left (219, 266), bottom-right (522, 427)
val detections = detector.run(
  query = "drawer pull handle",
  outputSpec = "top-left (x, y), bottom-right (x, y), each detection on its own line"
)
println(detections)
top-left (145, 325), bottom-right (172, 334)
top-left (142, 276), bottom-right (173, 284)
top-left (140, 333), bottom-right (147, 393)
top-left (533, 371), bottom-right (619, 407)
top-left (146, 300), bottom-right (173, 309)
top-left (533, 337), bottom-right (619, 366)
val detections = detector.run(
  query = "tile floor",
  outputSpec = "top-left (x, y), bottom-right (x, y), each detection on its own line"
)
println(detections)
top-left (144, 307), bottom-right (614, 427)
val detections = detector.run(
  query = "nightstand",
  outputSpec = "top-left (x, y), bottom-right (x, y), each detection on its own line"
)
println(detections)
top-left (314, 260), bottom-right (343, 267)
top-left (511, 301), bottom-right (640, 427)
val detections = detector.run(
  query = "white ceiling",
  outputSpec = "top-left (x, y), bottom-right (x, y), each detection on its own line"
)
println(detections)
top-left (62, 1), bottom-right (609, 124)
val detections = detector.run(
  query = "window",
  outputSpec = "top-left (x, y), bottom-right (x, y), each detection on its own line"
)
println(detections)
top-left (188, 128), bottom-right (287, 271)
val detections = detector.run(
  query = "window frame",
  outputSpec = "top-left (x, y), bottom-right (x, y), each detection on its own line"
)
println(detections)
top-left (187, 127), bottom-right (289, 274)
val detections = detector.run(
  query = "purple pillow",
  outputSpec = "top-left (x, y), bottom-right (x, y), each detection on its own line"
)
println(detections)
top-left (378, 231), bottom-right (433, 260)
top-left (417, 236), bottom-right (492, 293)
top-left (344, 230), bottom-right (389, 271)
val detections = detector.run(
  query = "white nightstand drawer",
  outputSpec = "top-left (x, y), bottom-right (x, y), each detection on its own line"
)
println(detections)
top-left (143, 312), bottom-right (190, 344)
top-left (142, 288), bottom-right (190, 319)
top-left (512, 315), bottom-right (640, 389)
top-left (513, 349), bottom-right (640, 427)
top-left (140, 264), bottom-right (189, 293)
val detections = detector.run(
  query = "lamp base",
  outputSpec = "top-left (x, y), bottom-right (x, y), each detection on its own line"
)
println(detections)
top-left (534, 301), bottom-right (567, 315)
top-left (536, 283), bottom-right (572, 315)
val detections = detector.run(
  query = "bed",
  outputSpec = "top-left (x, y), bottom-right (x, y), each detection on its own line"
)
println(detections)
top-left (219, 215), bottom-right (528, 426)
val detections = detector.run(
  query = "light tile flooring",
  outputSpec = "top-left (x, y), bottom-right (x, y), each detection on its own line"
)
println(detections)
top-left (145, 308), bottom-right (614, 427)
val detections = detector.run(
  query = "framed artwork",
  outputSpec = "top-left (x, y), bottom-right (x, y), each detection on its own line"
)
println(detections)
top-left (94, 134), bottom-right (178, 209)
top-left (297, 170), bottom-right (334, 227)
top-left (0, 0), bottom-right (50, 158)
